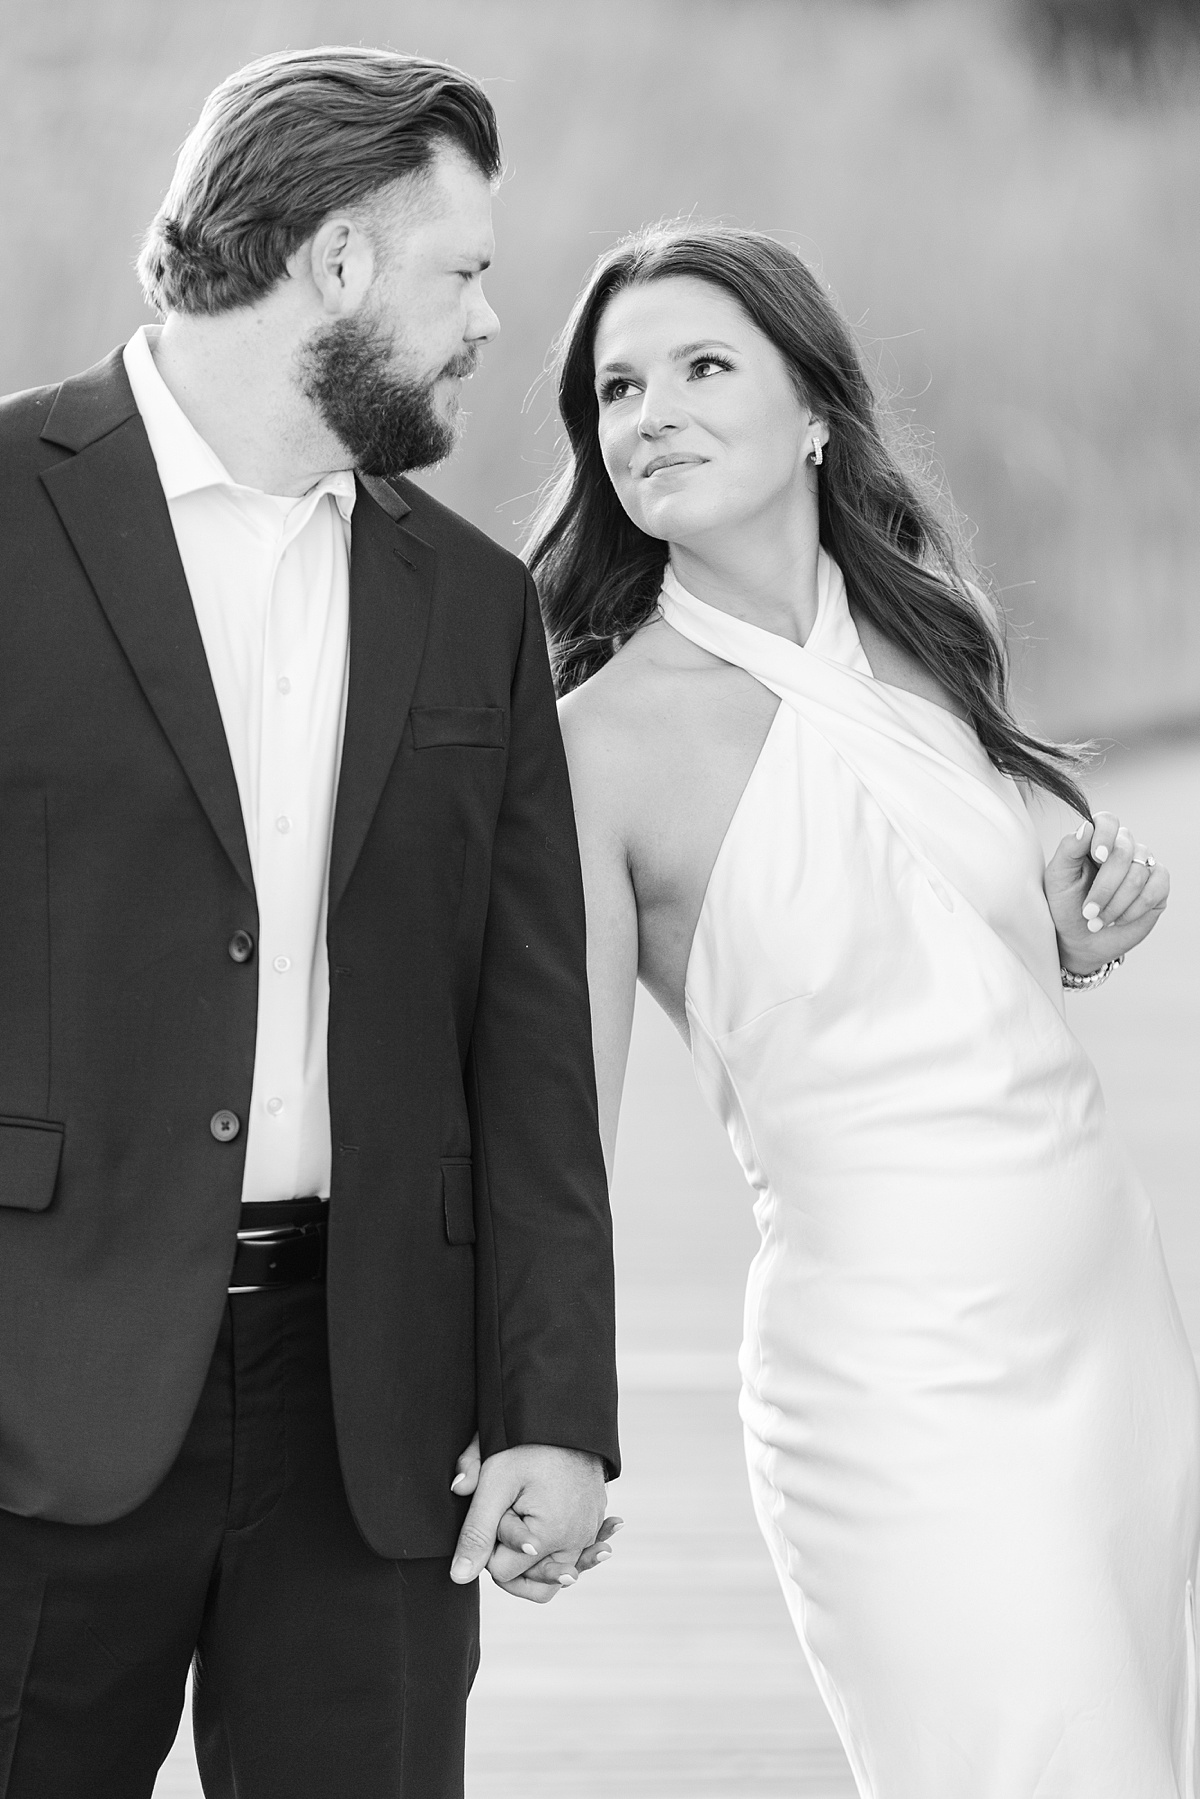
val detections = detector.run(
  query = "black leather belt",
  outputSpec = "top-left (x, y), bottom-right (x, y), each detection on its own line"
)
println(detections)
top-left (230, 1197), bottom-right (328, 1290)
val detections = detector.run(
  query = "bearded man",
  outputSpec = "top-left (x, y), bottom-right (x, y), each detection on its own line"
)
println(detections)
top-left (0, 47), bottom-right (618, 1799)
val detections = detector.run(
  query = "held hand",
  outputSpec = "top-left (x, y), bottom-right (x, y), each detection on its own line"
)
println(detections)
top-left (1045, 812), bottom-right (1169, 976)
top-left (450, 1433), bottom-right (622, 1588)
top-left (448, 1442), bottom-right (609, 1604)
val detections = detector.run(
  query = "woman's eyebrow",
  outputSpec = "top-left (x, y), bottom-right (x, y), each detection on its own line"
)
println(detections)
top-left (595, 339), bottom-right (738, 380)
top-left (670, 339), bottom-right (738, 359)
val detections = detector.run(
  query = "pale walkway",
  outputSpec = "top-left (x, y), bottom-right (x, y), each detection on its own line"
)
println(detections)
top-left (155, 739), bottom-right (1200, 1797)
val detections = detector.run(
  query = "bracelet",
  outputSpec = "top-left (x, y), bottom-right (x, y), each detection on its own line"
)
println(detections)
top-left (1061, 954), bottom-right (1124, 991)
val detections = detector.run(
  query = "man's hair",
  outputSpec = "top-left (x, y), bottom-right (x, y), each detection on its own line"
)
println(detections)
top-left (138, 46), bottom-right (501, 316)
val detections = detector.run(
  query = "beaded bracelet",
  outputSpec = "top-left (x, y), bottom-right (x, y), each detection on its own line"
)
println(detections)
top-left (1061, 955), bottom-right (1124, 991)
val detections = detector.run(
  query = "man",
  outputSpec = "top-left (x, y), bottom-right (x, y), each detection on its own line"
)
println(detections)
top-left (0, 47), bottom-right (618, 1799)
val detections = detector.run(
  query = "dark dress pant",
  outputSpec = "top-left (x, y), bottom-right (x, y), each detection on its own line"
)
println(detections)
top-left (0, 1284), bottom-right (480, 1799)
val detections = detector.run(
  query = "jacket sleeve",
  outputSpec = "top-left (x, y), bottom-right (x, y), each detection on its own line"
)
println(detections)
top-left (466, 568), bottom-right (620, 1478)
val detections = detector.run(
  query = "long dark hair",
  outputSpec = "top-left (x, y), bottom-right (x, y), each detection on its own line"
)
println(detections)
top-left (525, 223), bottom-right (1089, 815)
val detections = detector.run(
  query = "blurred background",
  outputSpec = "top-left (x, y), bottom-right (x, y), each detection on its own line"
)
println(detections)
top-left (4, 0), bottom-right (1199, 736)
top-left (3, 1), bottom-right (1197, 1793)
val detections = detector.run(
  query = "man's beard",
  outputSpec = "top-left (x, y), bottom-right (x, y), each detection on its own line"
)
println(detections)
top-left (299, 308), bottom-right (477, 480)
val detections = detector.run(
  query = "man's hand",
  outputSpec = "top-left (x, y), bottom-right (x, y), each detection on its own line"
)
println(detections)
top-left (448, 1437), bottom-right (616, 1603)
top-left (1045, 810), bottom-right (1169, 975)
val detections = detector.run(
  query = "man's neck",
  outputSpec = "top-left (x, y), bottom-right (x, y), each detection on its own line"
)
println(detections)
top-left (150, 310), bottom-right (351, 497)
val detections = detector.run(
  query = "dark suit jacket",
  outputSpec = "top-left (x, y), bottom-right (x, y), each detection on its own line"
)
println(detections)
top-left (0, 349), bottom-right (619, 1554)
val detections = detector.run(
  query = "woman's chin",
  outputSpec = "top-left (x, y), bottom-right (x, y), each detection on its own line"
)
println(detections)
top-left (632, 493), bottom-right (714, 545)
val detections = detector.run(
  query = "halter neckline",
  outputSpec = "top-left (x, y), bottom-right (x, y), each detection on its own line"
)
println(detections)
top-left (660, 549), bottom-right (874, 679)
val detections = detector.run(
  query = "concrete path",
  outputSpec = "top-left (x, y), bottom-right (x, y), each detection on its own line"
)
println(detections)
top-left (155, 738), bottom-right (1200, 1797)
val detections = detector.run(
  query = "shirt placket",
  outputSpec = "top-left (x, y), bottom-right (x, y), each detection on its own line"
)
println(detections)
top-left (251, 496), bottom-right (321, 1199)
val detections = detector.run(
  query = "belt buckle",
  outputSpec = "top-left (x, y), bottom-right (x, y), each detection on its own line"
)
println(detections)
top-left (231, 1213), bottom-right (327, 1290)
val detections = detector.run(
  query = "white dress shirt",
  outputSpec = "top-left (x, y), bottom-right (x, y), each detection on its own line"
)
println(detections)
top-left (123, 325), bottom-right (355, 1204)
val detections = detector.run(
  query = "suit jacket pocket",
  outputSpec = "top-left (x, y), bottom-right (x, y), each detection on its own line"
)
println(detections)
top-left (0, 1117), bottom-right (64, 1211)
top-left (442, 1159), bottom-right (475, 1244)
top-left (411, 706), bottom-right (507, 750)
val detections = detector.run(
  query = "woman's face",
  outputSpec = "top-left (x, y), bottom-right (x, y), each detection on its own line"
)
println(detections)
top-left (591, 275), bottom-right (821, 548)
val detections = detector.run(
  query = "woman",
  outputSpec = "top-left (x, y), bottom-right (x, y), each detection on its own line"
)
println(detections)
top-left (527, 225), bottom-right (1200, 1794)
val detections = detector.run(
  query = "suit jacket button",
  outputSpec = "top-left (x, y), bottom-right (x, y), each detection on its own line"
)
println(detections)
top-left (210, 1110), bottom-right (241, 1142)
top-left (228, 931), bottom-right (255, 963)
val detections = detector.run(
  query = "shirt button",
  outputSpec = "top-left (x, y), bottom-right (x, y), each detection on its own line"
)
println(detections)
top-left (277, 676), bottom-right (292, 695)
top-left (266, 1097), bottom-right (284, 1116)
top-left (227, 931), bottom-right (254, 963)
top-left (210, 1110), bottom-right (240, 1142)
top-left (273, 955), bottom-right (291, 972)
top-left (275, 816), bottom-right (291, 834)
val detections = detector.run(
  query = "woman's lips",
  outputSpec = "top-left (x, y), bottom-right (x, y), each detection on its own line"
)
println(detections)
top-left (642, 454), bottom-right (705, 477)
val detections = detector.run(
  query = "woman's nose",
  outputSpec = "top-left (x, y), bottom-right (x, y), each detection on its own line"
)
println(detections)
top-left (637, 398), bottom-right (681, 438)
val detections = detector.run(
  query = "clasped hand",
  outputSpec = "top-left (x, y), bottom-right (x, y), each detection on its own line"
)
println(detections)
top-left (448, 1435), bottom-right (621, 1603)
top-left (1044, 810), bottom-right (1169, 973)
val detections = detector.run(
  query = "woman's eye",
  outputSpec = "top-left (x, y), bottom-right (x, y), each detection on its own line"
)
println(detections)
top-left (691, 356), bottom-right (732, 380)
top-left (599, 378), bottom-right (634, 404)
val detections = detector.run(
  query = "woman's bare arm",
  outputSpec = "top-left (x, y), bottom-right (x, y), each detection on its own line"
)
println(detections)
top-left (559, 691), bottom-right (640, 1180)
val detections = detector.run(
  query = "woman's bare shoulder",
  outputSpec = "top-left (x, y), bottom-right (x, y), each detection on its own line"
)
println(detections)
top-left (558, 620), bottom-right (695, 760)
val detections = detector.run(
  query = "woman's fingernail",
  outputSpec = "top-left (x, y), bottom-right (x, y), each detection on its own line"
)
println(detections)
top-left (595, 1546), bottom-right (613, 1560)
top-left (450, 1474), bottom-right (467, 1491)
top-left (1082, 901), bottom-right (1100, 919)
top-left (1075, 821), bottom-right (1089, 840)
top-left (521, 1542), bottom-right (538, 1556)
top-left (557, 1571), bottom-right (578, 1587)
top-left (1087, 916), bottom-right (1105, 933)
top-left (1093, 844), bottom-right (1109, 862)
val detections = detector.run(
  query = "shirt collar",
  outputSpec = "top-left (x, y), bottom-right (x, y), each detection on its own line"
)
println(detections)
top-left (122, 325), bottom-right (357, 521)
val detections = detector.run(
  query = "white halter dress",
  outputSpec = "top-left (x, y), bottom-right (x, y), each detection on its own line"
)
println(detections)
top-left (659, 554), bottom-right (1200, 1798)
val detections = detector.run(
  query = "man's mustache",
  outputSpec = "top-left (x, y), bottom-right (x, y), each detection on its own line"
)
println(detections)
top-left (441, 347), bottom-right (480, 380)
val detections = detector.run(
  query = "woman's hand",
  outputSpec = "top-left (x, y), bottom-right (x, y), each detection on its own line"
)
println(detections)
top-left (1044, 811), bottom-right (1169, 976)
top-left (449, 1432), bottom-right (623, 1593)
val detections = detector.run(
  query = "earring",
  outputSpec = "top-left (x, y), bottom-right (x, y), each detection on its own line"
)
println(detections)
top-left (810, 439), bottom-right (824, 466)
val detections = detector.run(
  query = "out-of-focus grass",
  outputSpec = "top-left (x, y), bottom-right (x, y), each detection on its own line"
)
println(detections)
top-left (3, 0), bottom-right (1197, 738)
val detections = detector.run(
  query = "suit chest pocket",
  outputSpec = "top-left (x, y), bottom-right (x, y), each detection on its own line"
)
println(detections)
top-left (411, 707), bottom-right (507, 750)
top-left (0, 1117), bottom-right (63, 1211)
top-left (442, 1160), bottom-right (475, 1244)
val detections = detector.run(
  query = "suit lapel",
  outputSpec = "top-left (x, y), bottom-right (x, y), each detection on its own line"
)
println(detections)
top-left (40, 355), bottom-right (254, 896)
top-left (328, 479), bottom-right (435, 916)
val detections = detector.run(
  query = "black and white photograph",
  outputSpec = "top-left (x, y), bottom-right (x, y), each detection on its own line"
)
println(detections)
top-left (1, 2), bottom-right (1199, 1795)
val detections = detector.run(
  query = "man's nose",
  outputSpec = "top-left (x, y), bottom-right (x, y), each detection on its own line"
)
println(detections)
top-left (468, 293), bottom-right (500, 343)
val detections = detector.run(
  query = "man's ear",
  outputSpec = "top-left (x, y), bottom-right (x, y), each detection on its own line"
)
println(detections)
top-left (294, 216), bottom-right (375, 317)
